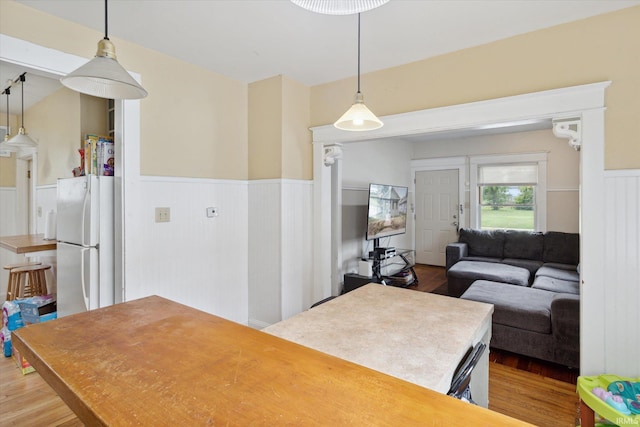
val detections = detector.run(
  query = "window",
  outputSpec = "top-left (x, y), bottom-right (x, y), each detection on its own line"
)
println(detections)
top-left (470, 154), bottom-right (547, 231)
top-left (478, 164), bottom-right (537, 230)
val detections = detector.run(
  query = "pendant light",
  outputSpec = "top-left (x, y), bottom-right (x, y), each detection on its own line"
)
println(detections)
top-left (61, 0), bottom-right (147, 100)
top-left (291, 0), bottom-right (389, 15)
top-left (6, 73), bottom-right (37, 150)
top-left (334, 13), bottom-right (383, 131)
top-left (0, 87), bottom-right (16, 153)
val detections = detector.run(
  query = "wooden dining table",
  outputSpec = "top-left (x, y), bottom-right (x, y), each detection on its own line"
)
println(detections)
top-left (12, 295), bottom-right (529, 426)
top-left (0, 234), bottom-right (56, 254)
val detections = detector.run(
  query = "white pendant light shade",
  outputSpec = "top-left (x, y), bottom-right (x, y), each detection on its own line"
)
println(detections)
top-left (334, 13), bottom-right (382, 131)
top-left (6, 127), bottom-right (37, 149)
top-left (5, 73), bottom-right (37, 151)
top-left (61, 39), bottom-right (147, 100)
top-left (291, 0), bottom-right (389, 15)
top-left (334, 92), bottom-right (383, 131)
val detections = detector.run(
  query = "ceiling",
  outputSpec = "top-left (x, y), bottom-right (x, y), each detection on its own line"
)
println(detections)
top-left (3, 0), bottom-right (639, 116)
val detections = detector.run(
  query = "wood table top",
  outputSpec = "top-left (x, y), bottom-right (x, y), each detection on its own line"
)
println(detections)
top-left (12, 295), bottom-right (529, 426)
top-left (0, 234), bottom-right (56, 254)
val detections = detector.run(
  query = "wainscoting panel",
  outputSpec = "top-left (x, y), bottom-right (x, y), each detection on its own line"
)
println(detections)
top-left (603, 171), bottom-right (640, 377)
top-left (132, 177), bottom-right (249, 324)
top-left (248, 181), bottom-right (282, 328)
top-left (0, 188), bottom-right (19, 303)
top-left (280, 180), bottom-right (314, 319)
top-left (247, 180), bottom-right (314, 327)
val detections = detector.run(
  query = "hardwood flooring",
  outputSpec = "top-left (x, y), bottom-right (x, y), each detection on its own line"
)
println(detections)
top-left (0, 265), bottom-right (581, 426)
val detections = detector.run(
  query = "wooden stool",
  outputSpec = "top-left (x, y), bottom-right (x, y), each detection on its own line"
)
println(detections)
top-left (5, 264), bottom-right (50, 300)
top-left (4, 262), bottom-right (42, 301)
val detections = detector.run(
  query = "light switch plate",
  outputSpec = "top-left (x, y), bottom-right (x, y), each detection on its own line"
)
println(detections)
top-left (155, 207), bottom-right (170, 223)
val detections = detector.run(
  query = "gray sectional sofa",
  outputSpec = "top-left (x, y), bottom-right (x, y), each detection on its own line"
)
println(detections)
top-left (445, 228), bottom-right (580, 368)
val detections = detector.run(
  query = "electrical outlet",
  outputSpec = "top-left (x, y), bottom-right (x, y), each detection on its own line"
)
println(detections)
top-left (206, 207), bottom-right (218, 218)
top-left (155, 207), bottom-right (170, 223)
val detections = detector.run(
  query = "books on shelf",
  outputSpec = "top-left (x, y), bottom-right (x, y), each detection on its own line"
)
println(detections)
top-left (84, 134), bottom-right (114, 176)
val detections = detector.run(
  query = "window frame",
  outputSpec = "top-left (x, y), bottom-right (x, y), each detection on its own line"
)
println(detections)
top-left (470, 153), bottom-right (547, 232)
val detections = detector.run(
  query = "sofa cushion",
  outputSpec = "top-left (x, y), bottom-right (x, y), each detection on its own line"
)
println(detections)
top-left (503, 230), bottom-right (544, 260)
top-left (542, 262), bottom-right (578, 271)
top-left (536, 265), bottom-right (579, 282)
top-left (458, 228), bottom-right (505, 258)
top-left (447, 260), bottom-right (530, 287)
top-left (461, 280), bottom-right (554, 334)
top-left (502, 258), bottom-right (544, 280)
top-left (462, 256), bottom-right (502, 264)
top-left (532, 276), bottom-right (580, 295)
top-left (543, 232), bottom-right (579, 265)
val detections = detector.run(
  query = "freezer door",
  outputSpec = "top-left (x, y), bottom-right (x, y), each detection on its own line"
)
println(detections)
top-left (57, 242), bottom-right (99, 317)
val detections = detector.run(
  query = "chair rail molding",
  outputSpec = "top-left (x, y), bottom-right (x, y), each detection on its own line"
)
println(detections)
top-left (310, 81), bottom-right (613, 376)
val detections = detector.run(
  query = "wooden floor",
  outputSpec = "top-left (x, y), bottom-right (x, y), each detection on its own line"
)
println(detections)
top-left (0, 265), bottom-right (581, 426)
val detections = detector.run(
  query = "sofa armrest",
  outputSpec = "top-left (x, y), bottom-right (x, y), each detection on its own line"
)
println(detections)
top-left (551, 293), bottom-right (580, 341)
top-left (446, 243), bottom-right (468, 271)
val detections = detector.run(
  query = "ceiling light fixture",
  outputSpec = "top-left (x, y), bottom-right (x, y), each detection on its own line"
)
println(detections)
top-left (334, 13), bottom-right (383, 131)
top-left (60, 0), bottom-right (147, 100)
top-left (291, 0), bottom-right (389, 15)
top-left (5, 73), bottom-right (37, 150)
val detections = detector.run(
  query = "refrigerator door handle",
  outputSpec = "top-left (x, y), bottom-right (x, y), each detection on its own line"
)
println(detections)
top-left (81, 180), bottom-right (91, 247)
top-left (81, 247), bottom-right (89, 311)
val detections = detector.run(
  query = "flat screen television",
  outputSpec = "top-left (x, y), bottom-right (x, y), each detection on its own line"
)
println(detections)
top-left (366, 183), bottom-right (408, 241)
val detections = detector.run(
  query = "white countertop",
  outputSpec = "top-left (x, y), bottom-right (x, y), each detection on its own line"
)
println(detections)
top-left (264, 283), bottom-right (493, 393)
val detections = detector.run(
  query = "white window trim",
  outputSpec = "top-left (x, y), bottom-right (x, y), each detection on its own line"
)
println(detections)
top-left (470, 152), bottom-right (547, 231)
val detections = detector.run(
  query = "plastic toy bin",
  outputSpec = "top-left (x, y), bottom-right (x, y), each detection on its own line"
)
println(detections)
top-left (577, 375), bottom-right (640, 427)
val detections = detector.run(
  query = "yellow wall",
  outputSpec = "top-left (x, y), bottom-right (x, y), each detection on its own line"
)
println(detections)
top-left (3, 2), bottom-right (638, 179)
top-left (248, 76), bottom-right (282, 179)
top-left (24, 87), bottom-right (81, 185)
top-left (311, 6), bottom-right (640, 170)
top-left (281, 76), bottom-right (312, 180)
top-left (248, 75), bottom-right (311, 180)
top-left (0, 1), bottom-right (248, 180)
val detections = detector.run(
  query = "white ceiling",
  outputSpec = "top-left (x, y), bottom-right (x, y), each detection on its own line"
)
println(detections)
top-left (3, 0), bottom-right (639, 116)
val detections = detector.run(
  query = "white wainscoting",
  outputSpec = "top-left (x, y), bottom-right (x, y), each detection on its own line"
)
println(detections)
top-left (132, 177), bottom-right (249, 325)
top-left (248, 181), bottom-right (282, 328)
top-left (248, 179), bottom-right (314, 328)
top-left (0, 188), bottom-right (19, 303)
top-left (280, 180), bottom-right (314, 320)
top-left (603, 170), bottom-right (640, 377)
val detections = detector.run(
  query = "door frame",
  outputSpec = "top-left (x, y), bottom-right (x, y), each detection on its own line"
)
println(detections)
top-left (410, 157), bottom-right (466, 256)
top-left (311, 81), bottom-right (610, 375)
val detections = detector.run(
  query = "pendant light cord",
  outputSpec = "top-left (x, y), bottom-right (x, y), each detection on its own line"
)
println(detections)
top-left (104, 0), bottom-right (109, 40)
top-left (19, 74), bottom-right (26, 128)
top-left (357, 13), bottom-right (361, 94)
top-left (4, 88), bottom-right (9, 139)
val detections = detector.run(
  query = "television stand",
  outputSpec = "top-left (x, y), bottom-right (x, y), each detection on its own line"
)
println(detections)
top-left (344, 248), bottom-right (417, 293)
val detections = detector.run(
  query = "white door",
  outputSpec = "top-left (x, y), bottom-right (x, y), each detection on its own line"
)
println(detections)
top-left (415, 169), bottom-right (459, 266)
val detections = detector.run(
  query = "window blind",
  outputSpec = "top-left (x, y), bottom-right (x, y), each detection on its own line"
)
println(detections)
top-left (478, 164), bottom-right (538, 185)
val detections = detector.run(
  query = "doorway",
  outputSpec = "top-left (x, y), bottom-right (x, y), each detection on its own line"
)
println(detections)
top-left (415, 169), bottom-right (459, 266)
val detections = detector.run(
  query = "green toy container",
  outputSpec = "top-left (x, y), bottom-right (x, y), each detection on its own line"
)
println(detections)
top-left (577, 375), bottom-right (640, 426)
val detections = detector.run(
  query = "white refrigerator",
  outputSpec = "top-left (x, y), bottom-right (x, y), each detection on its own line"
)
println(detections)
top-left (56, 175), bottom-right (115, 317)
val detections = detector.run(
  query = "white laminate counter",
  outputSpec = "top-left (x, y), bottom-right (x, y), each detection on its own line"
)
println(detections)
top-left (264, 283), bottom-right (494, 407)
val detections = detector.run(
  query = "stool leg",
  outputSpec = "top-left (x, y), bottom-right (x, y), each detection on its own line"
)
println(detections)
top-left (6, 272), bottom-right (17, 301)
top-left (580, 399), bottom-right (595, 427)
